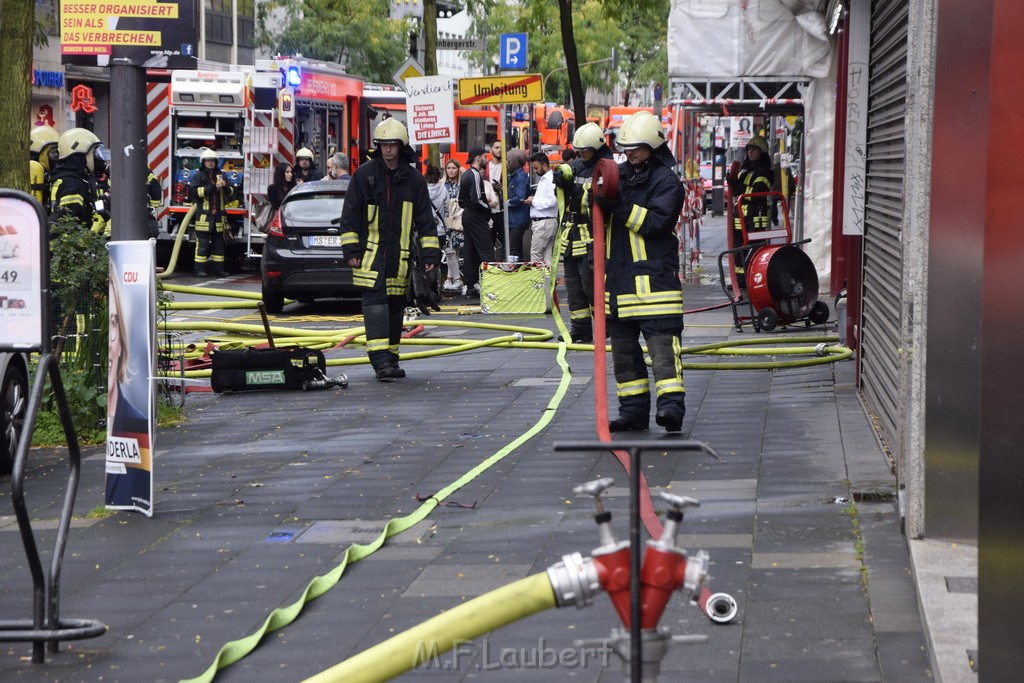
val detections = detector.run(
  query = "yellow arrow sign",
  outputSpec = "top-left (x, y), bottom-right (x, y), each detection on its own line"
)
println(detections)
top-left (458, 74), bottom-right (543, 105)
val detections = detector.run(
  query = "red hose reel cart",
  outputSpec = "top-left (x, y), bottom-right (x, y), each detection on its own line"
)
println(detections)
top-left (718, 190), bottom-right (829, 332)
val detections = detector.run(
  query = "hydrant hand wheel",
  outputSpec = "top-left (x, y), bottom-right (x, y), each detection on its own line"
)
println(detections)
top-left (757, 308), bottom-right (777, 332)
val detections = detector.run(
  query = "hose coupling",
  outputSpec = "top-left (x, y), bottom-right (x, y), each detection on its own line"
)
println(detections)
top-left (815, 342), bottom-right (828, 356)
top-left (682, 549), bottom-right (710, 600)
top-left (547, 552), bottom-right (601, 609)
top-left (698, 588), bottom-right (739, 624)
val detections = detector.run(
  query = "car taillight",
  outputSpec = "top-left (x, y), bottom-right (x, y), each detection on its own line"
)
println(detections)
top-left (267, 209), bottom-right (284, 237)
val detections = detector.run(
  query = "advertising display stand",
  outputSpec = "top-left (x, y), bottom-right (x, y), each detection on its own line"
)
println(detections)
top-left (0, 190), bottom-right (106, 662)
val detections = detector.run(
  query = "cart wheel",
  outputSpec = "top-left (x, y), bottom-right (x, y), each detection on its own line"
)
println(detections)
top-left (809, 301), bottom-right (830, 325)
top-left (757, 308), bottom-right (777, 332)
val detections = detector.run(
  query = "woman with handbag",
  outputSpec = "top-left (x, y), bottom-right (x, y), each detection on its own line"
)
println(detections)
top-left (442, 160), bottom-right (465, 293)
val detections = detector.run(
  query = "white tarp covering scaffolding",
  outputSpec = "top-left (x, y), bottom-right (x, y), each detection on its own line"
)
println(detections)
top-left (667, 0), bottom-right (836, 287)
top-left (668, 0), bottom-right (830, 79)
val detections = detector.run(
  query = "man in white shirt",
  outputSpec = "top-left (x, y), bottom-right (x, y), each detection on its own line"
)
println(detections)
top-left (525, 152), bottom-right (558, 263)
top-left (486, 139), bottom-right (505, 257)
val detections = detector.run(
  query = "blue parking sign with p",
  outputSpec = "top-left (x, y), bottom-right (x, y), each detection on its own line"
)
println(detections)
top-left (500, 33), bottom-right (528, 70)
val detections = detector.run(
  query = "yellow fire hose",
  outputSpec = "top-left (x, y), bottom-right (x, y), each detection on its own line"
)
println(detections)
top-left (304, 573), bottom-right (557, 683)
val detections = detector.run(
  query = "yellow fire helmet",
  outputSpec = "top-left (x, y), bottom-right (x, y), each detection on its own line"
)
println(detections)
top-left (616, 111), bottom-right (667, 150)
top-left (745, 135), bottom-right (769, 154)
top-left (30, 125), bottom-right (60, 155)
top-left (57, 127), bottom-right (101, 160)
top-left (572, 122), bottom-right (606, 151)
top-left (372, 118), bottom-right (410, 146)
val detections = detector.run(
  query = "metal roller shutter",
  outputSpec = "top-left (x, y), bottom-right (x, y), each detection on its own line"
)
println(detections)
top-left (860, 0), bottom-right (909, 452)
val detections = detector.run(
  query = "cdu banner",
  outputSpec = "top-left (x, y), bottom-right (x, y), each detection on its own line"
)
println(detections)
top-left (105, 241), bottom-right (157, 516)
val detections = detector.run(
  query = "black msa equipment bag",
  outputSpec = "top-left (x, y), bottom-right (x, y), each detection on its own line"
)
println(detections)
top-left (211, 347), bottom-right (345, 393)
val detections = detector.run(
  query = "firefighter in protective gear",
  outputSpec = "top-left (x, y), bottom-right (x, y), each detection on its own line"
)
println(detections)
top-left (146, 167), bottom-right (162, 238)
top-left (553, 122), bottom-right (615, 344)
top-left (597, 111), bottom-right (687, 433)
top-left (49, 128), bottom-right (106, 231)
top-left (30, 126), bottom-right (60, 207)
top-left (188, 149), bottom-right (234, 276)
top-left (727, 134), bottom-right (774, 289)
top-left (339, 118), bottom-right (439, 381)
top-left (294, 147), bottom-right (318, 183)
top-left (93, 146), bottom-right (112, 236)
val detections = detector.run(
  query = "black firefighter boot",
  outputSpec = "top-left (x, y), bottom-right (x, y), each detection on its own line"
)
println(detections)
top-left (388, 352), bottom-right (406, 379)
top-left (370, 352), bottom-right (403, 382)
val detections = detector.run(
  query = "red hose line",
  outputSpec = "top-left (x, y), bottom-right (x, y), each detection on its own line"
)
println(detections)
top-left (591, 160), bottom-right (663, 538)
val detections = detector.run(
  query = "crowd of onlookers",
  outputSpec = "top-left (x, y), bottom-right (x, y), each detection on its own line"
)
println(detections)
top-left (419, 141), bottom-right (570, 297)
top-left (268, 140), bottom-right (575, 298)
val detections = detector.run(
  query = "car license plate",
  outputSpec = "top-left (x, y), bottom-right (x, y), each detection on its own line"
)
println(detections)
top-left (306, 235), bottom-right (343, 247)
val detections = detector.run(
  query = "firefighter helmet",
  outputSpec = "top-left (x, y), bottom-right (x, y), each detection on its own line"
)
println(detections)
top-left (200, 148), bottom-right (219, 163)
top-left (373, 118), bottom-right (410, 146)
top-left (572, 123), bottom-right (606, 151)
top-left (745, 135), bottom-right (769, 154)
top-left (295, 147), bottom-right (314, 161)
top-left (30, 126), bottom-right (60, 155)
top-left (57, 128), bottom-right (101, 161)
top-left (616, 111), bottom-right (667, 150)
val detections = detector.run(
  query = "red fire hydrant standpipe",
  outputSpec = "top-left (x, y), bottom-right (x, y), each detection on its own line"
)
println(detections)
top-left (555, 441), bottom-right (737, 683)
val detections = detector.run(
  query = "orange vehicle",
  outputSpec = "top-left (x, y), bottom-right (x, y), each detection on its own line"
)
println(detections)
top-left (511, 103), bottom-right (575, 163)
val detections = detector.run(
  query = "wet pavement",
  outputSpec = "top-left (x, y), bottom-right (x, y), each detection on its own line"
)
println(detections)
top-left (1, 216), bottom-right (938, 682)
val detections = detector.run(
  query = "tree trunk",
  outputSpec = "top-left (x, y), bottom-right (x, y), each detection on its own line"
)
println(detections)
top-left (423, 0), bottom-right (440, 168)
top-left (558, 0), bottom-right (587, 125)
top-left (0, 0), bottom-right (35, 192)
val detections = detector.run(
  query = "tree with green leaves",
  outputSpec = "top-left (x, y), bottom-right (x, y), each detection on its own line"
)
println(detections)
top-left (255, 0), bottom-right (411, 84)
top-left (604, 0), bottom-right (670, 107)
top-left (466, 0), bottom-right (668, 121)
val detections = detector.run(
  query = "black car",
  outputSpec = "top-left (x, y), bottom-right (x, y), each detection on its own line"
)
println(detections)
top-left (260, 180), bottom-right (358, 314)
top-left (1, 352), bottom-right (29, 476)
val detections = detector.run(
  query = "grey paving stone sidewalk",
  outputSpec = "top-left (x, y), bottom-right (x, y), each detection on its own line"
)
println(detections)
top-left (1, 220), bottom-right (932, 682)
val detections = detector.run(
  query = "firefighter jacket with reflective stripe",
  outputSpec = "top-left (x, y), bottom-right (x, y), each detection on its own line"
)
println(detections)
top-left (557, 147), bottom-right (615, 258)
top-left (339, 151), bottom-right (440, 296)
top-left (49, 156), bottom-right (98, 229)
top-left (604, 152), bottom-right (686, 322)
top-left (729, 158), bottom-right (774, 234)
top-left (188, 167), bottom-right (234, 232)
top-left (147, 169), bottom-right (162, 209)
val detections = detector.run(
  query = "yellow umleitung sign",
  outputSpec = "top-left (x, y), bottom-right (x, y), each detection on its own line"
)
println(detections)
top-left (458, 74), bottom-right (543, 105)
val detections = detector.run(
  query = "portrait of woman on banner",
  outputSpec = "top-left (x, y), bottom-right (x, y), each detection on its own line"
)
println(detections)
top-left (108, 263), bottom-right (148, 438)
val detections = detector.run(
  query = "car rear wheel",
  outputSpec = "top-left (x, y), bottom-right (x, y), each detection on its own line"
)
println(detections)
top-left (262, 286), bottom-right (285, 315)
top-left (1, 361), bottom-right (29, 476)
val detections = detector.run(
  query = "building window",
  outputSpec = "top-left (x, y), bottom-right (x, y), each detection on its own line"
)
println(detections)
top-left (205, 0), bottom-right (255, 48)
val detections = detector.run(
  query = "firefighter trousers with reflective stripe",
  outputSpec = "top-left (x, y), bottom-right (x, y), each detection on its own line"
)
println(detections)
top-left (194, 214), bottom-right (226, 266)
top-left (608, 320), bottom-right (685, 423)
top-left (363, 288), bottom-right (406, 369)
